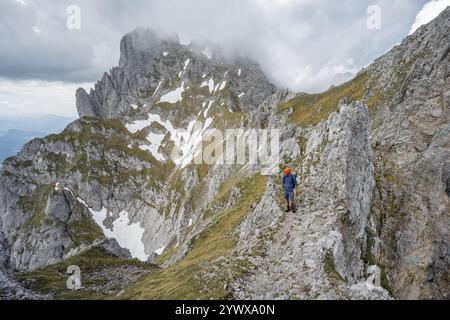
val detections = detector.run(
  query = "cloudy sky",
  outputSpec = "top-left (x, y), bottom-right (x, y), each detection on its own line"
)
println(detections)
top-left (0, 0), bottom-right (449, 118)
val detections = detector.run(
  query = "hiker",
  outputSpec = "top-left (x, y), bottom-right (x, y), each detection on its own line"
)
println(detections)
top-left (283, 167), bottom-right (297, 213)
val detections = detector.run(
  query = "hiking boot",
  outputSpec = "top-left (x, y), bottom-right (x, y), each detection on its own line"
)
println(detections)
top-left (291, 206), bottom-right (296, 213)
top-left (285, 207), bottom-right (291, 213)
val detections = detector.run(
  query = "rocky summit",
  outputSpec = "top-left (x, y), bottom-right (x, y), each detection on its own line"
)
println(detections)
top-left (0, 8), bottom-right (449, 300)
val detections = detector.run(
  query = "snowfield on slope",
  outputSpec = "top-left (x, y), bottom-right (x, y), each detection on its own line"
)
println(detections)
top-left (126, 113), bottom-right (213, 168)
top-left (160, 82), bottom-right (185, 104)
top-left (55, 184), bottom-right (149, 261)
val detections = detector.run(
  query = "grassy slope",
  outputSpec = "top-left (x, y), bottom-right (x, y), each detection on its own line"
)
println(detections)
top-left (277, 45), bottom-right (430, 128)
top-left (17, 247), bottom-right (154, 300)
top-left (278, 72), bottom-right (369, 128)
top-left (122, 174), bottom-right (267, 299)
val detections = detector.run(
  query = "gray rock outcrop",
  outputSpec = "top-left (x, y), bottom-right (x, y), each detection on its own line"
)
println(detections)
top-left (76, 28), bottom-right (276, 119)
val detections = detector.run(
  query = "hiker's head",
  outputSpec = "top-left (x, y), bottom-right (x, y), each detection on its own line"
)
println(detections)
top-left (283, 168), bottom-right (292, 175)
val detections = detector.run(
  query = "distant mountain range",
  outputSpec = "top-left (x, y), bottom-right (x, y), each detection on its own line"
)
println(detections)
top-left (0, 115), bottom-right (74, 163)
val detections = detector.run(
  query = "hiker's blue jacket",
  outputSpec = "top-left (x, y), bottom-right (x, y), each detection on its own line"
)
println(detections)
top-left (283, 174), bottom-right (297, 192)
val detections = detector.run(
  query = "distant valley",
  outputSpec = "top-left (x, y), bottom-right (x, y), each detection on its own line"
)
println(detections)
top-left (0, 115), bottom-right (74, 163)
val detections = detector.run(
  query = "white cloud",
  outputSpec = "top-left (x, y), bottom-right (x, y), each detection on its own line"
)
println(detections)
top-left (14, 0), bottom-right (28, 6)
top-left (0, 78), bottom-right (92, 117)
top-left (0, 0), bottom-right (434, 116)
top-left (409, 0), bottom-right (450, 35)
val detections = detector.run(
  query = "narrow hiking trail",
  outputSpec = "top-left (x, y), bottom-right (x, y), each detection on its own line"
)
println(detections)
top-left (233, 175), bottom-right (389, 300)
top-left (232, 103), bottom-right (392, 300)
top-left (233, 179), bottom-right (347, 300)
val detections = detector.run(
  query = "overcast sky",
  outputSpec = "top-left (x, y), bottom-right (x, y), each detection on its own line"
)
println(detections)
top-left (0, 0), bottom-right (449, 117)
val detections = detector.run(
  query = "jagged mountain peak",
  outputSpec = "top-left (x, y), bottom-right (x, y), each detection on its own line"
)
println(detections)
top-left (119, 27), bottom-right (259, 70)
top-left (76, 28), bottom-right (276, 121)
top-left (119, 28), bottom-right (182, 69)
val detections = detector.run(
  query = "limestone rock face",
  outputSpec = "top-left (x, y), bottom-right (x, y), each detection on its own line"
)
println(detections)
top-left (232, 101), bottom-right (388, 299)
top-left (0, 27), bottom-right (278, 273)
top-left (0, 231), bottom-right (45, 299)
top-left (100, 239), bottom-right (132, 260)
top-left (1, 9), bottom-right (449, 300)
top-left (365, 8), bottom-right (450, 299)
top-left (76, 28), bottom-right (276, 119)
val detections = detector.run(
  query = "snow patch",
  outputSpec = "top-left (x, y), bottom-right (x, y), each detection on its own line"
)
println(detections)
top-left (90, 209), bottom-right (148, 261)
top-left (55, 183), bottom-right (75, 197)
top-left (178, 59), bottom-right (190, 78)
top-left (174, 117), bottom-right (214, 169)
top-left (208, 78), bottom-right (215, 93)
top-left (154, 245), bottom-right (166, 255)
top-left (197, 102), bottom-right (207, 116)
top-left (127, 113), bottom-right (214, 168)
top-left (238, 69), bottom-right (242, 76)
top-left (68, 190), bottom-right (149, 262)
top-left (160, 82), bottom-right (185, 104)
top-left (203, 100), bottom-right (214, 118)
top-left (152, 80), bottom-right (163, 97)
top-left (183, 59), bottom-right (190, 70)
top-left (126, 119), bottom-right (149, 133)
top-left (126, 113), bottom-right (176, 160)
top-left (139, 132), bottom-right (166, 161)
top-left (162, 51), bottom-right (168, 56)
top-left (238, 92), bottom-right (245, 98)
top-left (147, 113), bottom-right (177, 138)
top-left (218, 81), bottom-right (227, 91)
top-left (76, 196), bottom-right (88, 207)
